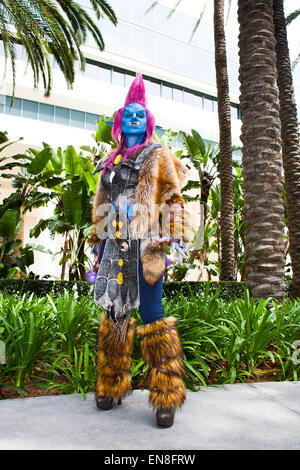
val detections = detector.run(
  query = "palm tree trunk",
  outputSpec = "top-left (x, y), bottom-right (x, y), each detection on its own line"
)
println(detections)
top-left (238, 0), bottom-right (286, 301)
top-left (273, 0), bottom-right (300, 299)
top-left (214, 0), bottom-right (236, 281)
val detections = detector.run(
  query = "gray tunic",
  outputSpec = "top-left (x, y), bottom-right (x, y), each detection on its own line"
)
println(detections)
top-left (93, 144), bottom-right (161, 319)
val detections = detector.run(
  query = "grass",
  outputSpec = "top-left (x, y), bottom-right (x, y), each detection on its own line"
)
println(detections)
top-left (0, 287), bottom-right (300, 399)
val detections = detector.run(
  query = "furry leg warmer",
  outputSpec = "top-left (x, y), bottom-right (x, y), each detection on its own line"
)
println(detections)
top-left (136, 316), bottom-right (186, 412)
top-left (95, 314), bottom-right (136, 400)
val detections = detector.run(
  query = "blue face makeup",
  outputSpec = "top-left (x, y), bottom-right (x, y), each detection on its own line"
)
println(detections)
top-left (122, 102), bottom-right (147, 148)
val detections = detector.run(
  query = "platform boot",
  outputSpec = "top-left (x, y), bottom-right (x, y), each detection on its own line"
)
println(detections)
top-left (136, 316), bottom-right (186, 427)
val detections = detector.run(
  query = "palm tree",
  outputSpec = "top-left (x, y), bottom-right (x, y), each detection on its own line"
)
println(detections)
top-left (238, 0), bottom-right (286, 301)
top-left (146, 0), bottom-right (236, 281)
top-left (273, 0), bottom-right (300, 299)
top-left (214, 0), bottom-right (235, 281)
top-left (0, 0), bottom-right (117, 98)
top-left (285, 7), bottom-right (300, 69)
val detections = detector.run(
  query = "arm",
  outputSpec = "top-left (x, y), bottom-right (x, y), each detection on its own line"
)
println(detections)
top-left (156, 146), bottom-right (192, 246)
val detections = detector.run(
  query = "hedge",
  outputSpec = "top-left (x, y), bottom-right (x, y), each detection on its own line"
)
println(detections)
top-left (0, 278), bottom-right (293, 301)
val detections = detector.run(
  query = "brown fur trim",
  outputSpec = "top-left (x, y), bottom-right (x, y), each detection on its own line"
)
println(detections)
top-left (136, 316), bottom-right (186, 411)
top-left (96, 374), bottom-right (132, 400)
top-left (87, 228), bottom-right (99, 247)
top-left (149, 384), bottom-right (186, 411)
top-left (140, 241), bottom-right (165, 286)
top-left (136, 316), bottom-right (178, 337)
top-left (95, 314), bottom-right (136, 400)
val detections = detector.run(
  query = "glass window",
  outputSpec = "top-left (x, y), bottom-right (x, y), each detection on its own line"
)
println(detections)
top-left (85, 62), bottom-right (100, 80)
top-left (5, 96), bottom-right (22, 115)
top-left (98, 66), bottom-right (111, 82)
top-left (22, 99), bottom-right (38, 119)
top-left (183, 91), bottom-right (201, 107)
top-left (173, 87), bottom-right (183, 103)
top-left (15, 44), bottom-right (24, 61)
top-left (124, 73), bottom-right (135, 89)
top-left (112, 70), bottom-right (125, 87)
top-left (203, 96), bottom-right (213, 112)
top-left (145, 79), bottom-right (161, 97)
top-left (212, 99), bottom-right (218, 113)
top-left (230, 105), bottom-right (238, 120)
top-left (86, 112), bottom-right (99, 130)
top-left (55, 106), bottom-right (70, 125)
top-left (162, 84), bottom-right (173, 100)
top-left (71, 109), bottom-right (85, 128)
top-left (0, 94), bottom-right (5, 113)
top-left (39, 103), bottom-right (54, 122)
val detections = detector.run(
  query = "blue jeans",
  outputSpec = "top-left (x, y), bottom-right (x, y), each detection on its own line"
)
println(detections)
top-left (95, 239), bottom-right (164, 325)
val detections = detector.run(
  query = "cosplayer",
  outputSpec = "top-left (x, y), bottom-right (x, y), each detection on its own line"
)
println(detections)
top-left (90, 73), bottom-right (191, 427)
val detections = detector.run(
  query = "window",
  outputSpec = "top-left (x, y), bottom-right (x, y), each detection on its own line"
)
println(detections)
top-left (5, 96), bottom-right (21, 115)
top-left (15, 44), bottom-right (24, 61)
top-left (55, 106), bottom-right (70, 125)
top-left (162, 84), bottom-right (173, 100)
top-left (173, 87), bottom-right (183, 103)
top-left (203, 96), bottom-right (213, 112)
top-left (0, 95), bottom-right (5, 113)
top-left (71, 109), bottom-right (85, 128)
top-left (85, 62), bottom-right (100, 80)
top-left (86, 112), bottom-right (99, 130)
top-left (98, 66), bottom-right (111, 83)
top-left (230, 105), bottom-right (238, 120)
top-left (145, 79), bottom-right (161, 97)
top-left (184, 91), bottom-right (201, 107)
top-left (39, 103), bottom-right (54, 122)
top-left (212, 99), bottom-right (218, 113)
top-left (124, 72), bottom-right (135, 89)
top-left (112, 70), bottom-right (125, 87)
top-left (22, 99), bottom-right (38, 119)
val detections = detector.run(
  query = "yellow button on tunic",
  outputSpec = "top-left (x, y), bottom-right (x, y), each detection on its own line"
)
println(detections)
top-left (114, 154), bottom-right (122, 165)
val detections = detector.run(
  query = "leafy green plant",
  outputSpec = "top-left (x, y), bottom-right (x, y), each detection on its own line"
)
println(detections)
top-left (48, 291), bottom-right (99, 356)
top-left (163, 285), bottom-right (222, 389)
top-left (0, 293), bottom-right (56, 389)
top-left (215, 292), bottom-right (278, 382)
top-left (42, 344), bottom-right (97, 399)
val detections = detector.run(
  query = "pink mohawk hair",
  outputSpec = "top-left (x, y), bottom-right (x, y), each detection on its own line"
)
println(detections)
top-left (102, 73), bottom-right (155, 174)
top-left (124, 72), bottom-right (147, 108)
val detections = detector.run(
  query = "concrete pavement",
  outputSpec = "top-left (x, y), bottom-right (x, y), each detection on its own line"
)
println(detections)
top-left (1, 381), bottom-right (300, 450)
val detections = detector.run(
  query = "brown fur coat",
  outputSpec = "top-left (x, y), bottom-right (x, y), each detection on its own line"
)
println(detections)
top-left (91, 145), bottom-right (191, 285)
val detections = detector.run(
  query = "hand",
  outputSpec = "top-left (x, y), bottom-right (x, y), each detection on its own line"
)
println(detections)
top-left (170, 241), bottom-right (187, 266)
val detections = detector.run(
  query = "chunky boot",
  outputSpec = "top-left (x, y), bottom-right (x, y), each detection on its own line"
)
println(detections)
top-left (95, 314), bottom-right (135, 409)
top-left (136, 316), bottom-right (186, 427)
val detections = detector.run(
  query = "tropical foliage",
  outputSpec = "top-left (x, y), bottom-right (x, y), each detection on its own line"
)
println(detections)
top-left (0, 0), bottom-right (117, 98)
top-left (1, 287), bottom-right (300, 398)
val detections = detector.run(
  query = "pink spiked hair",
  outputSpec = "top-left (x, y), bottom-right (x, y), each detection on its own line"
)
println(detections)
top-left (102, 73), bottom-right (155, 174)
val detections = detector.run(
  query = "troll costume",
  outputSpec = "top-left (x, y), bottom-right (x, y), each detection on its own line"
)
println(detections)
top-left (91, 73), bottom-right (191, 427)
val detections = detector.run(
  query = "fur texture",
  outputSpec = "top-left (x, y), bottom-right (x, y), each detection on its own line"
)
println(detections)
top-left (91, 145), bottom-right (192, 285)
top-left (136, 316), bottom-right (186, 412)
top-left (95, 314), bottom-right (136, 400)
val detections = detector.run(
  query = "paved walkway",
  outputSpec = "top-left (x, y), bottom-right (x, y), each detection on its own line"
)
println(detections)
top-left (1, 381), bottom-right (300, 450)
